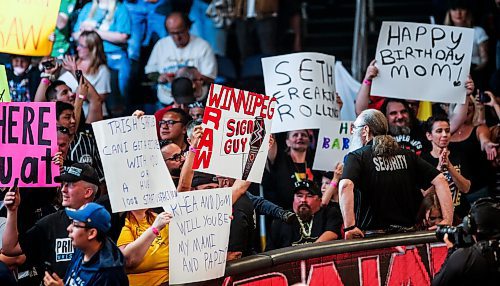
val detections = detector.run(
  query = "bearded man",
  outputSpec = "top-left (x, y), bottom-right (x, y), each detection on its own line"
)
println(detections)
top-left (266, 180), bottom-right (342, 250)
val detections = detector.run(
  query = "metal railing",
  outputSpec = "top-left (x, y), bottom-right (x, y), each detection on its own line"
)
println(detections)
top-left (351, 0), bottom-right (374, 81)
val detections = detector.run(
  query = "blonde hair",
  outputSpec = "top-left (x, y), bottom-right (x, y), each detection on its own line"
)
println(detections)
top-left (79, 31), bottom-right (107, 75)
top-left (87, 0), bottom-right (117, 31)
top-left (444, 8), bottom-right (473, 27)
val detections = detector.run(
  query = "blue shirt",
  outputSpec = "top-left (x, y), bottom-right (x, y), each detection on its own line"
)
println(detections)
top-left (73, 2), bottom-right (131, 53)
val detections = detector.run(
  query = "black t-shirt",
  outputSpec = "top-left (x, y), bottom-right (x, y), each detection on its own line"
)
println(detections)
top-left (341, 143), bottom-right (440, 230)
top-left (448, 126), bottom-right (494, 193)
top-left (266, 205), bottom-right (342, 250)
top-left (228, 194), bottom-right (255, 256)
top-left (263, 149), bottom-right (320, 209)
top-left (391, 123), bottom-right (430, 156)
top-left (432, 243), bottom-right (500, 286)
top-left (19, 209), bottom-right (72, 279)
top-left (421, 151), bottom-right (471, 218)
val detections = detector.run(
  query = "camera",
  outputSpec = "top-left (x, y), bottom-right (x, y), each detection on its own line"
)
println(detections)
top-left (436, 224), bottom-right (474, 248)
top-left (41, 59), bottom-right (55, 70)
top-left (478, 91), bottom-right (491, 104)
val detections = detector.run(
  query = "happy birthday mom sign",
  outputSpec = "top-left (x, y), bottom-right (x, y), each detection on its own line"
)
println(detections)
top-left (372, 22), bottom-right (474, 104)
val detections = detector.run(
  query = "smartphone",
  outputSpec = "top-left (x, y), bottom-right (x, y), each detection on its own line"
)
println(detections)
top-left (75, 70), bottom-right (83, 83)
top-left (479, 91), bottom-right (491, 104)
top-left (42, 59), bottom-right (55, 70)
top-left (11, 178), bottom-right (19, 193)
top-left (44, 261), bottom-right (54, 275)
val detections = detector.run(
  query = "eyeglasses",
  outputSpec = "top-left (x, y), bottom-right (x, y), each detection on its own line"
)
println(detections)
top-left (70, 220), bottom-right (90, 229)
top-left (164, 152), bottom-right (185, 162)
top-left (57, 126), bottom-right (70, 134)
top-left (350, 123), bottom-right (366, 134)
top-left (158, 119), bottom-right (183, 128)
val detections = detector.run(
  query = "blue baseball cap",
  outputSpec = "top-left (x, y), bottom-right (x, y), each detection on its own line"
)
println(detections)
top-left (65, 203), bottom-right (111, 233)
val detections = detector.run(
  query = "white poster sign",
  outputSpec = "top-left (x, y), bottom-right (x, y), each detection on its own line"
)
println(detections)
top-left (262, 52), bottom-right (339, 133)
top-left (313, 121), bottom-right (353, 171)
top-left (372, 22), bottom-right (474, 104)
top-left (92, 116), bottom-right (177, 212)
top-left (193, 84), bottom-right (276, 183)
top-left (165, 188), bottom-right (232, 284)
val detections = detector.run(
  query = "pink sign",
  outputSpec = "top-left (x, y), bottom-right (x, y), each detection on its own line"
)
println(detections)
top-left (0, 102), bottom-right (59, 187)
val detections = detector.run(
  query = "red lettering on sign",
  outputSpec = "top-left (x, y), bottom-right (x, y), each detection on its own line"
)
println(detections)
top-left (428, 244), bottom-right (447, 277)
top-left (233, 273), bottom-right (288, 286)
top-left (386, 247), bottom-right (430, 286)
top-left (359, 256), bottom-right (380, 286)
top-left (307, 262), bottom-right (344, 286)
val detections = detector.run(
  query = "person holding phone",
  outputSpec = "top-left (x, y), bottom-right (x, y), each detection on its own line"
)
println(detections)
top-left (2, 163), bottom-right (100, 283)
top-left (59, 31), bottom-right (111, 118)
top-left (72, 0), bottom-right (131, 116)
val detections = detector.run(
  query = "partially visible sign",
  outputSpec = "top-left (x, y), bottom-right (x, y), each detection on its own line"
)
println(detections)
top-left (0, 102), bottom-right (59, 187)
top-left (0, 0), bottom-right (61, 56)
top-left (0, 66), bottom-right (11, 102)
top-left (313, 121), bottom-right (353, 171)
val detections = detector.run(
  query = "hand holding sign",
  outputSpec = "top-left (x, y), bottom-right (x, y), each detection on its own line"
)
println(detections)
top-left (372, 22), bottom-right (474, 104)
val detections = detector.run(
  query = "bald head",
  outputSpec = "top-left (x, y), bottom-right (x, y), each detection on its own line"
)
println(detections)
top-left (166, 12), bottom-right (191, 48)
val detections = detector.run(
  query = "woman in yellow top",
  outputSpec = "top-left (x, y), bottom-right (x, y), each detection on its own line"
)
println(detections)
top-left (117, 209), bottom-right (172, 286)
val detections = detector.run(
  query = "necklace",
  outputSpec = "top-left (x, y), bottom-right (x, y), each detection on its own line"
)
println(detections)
top-left (297, 216), bottom-right (313, 237)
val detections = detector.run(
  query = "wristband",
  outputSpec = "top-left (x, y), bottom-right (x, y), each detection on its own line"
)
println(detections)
top-left (151, 226), bottom-right (160, 236)
top-left (329, 180), bottom-right (338, 188)
top-left (363, 79), bottom-right (372, 86)
top-left (41, 78), bottom-right (51, 85)
top-left (78, 94), bottom-right (86, 100)
top-left (343, 225), bottom-right (357, 232)
top-left (189, 146), bottom-right (197, 153)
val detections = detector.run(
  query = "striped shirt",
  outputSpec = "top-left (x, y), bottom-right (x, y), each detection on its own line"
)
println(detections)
top-left (68, 125), bottom-right (105, 182)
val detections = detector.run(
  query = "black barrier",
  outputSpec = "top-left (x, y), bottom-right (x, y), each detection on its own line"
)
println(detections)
top-left (226, 231), bottom-right (438, 275)
top-left (189, 231), bottom-right (445, 286)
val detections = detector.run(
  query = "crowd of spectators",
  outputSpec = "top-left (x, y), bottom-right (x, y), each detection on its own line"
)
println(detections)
top-left (0, 0), bottom-right (499, 285)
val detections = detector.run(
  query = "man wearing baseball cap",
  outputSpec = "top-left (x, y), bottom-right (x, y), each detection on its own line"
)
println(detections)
top-left (2, 163), bottom-right (100, 283)
top-left (43, 203), bottom-right (128, 285)
top-left (266, 180), bottom-right (343, 250)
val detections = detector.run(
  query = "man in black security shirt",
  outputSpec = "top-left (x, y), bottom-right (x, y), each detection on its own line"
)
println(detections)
top-left (2, 163), bottom-right (99, 281)
top-left (339, 109), bottom-right (453, 239)
top-left (267, 180), bottom-right (342, 250)
top-left (432, 197), bottom-right (500, 286)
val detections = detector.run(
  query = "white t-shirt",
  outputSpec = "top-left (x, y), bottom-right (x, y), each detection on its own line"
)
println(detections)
top-left (58, 65), bottom-right (111, 116)
top-left (145, 35), bottom-right (217, 105)
top-left (471, 26), bottom-right (489, 65)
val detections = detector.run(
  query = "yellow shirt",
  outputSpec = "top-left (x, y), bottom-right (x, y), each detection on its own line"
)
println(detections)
top-left (117, 213), bottom-right (169, 286)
